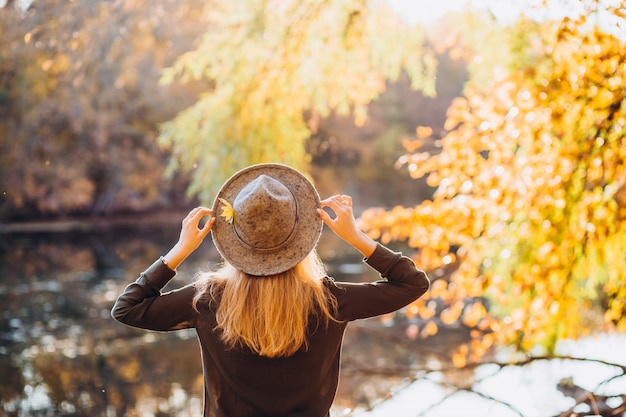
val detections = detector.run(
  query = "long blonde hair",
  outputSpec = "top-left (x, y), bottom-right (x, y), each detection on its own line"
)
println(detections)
top-left (192, 251), bottom-right (339, 358)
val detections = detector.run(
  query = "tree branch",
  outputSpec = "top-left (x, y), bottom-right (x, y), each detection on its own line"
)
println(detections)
top-left (344, 325), bottom-right (626, 417)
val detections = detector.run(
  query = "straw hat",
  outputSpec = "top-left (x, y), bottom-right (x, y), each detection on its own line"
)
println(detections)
top-left (211, 163), bottom-right (323, 276)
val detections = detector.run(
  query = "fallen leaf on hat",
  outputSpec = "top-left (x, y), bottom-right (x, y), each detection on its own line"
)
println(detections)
top-left (218, 198), bottom-right (235, 224)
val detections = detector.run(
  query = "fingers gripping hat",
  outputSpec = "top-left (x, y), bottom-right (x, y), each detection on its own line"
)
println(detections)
top-left (211, 163), bottom-right (323, 276)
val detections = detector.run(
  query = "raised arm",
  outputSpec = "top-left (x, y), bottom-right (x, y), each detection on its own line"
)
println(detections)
top-left (317, 194), bottom-right (376, 257)
top-left (111, 207), bottom-right (214, 331)
top-left (319, 194), bottom-right (429, 321)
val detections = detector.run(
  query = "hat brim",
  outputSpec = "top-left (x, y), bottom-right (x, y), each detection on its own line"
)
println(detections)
top-left (211, 163), bottom-right (323, 276)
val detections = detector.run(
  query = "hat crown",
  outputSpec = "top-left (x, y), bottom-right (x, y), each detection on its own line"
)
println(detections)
top-left (232, 175), bottom-right (297, 250)
top-left (212, 163), bottom-right (322, 276)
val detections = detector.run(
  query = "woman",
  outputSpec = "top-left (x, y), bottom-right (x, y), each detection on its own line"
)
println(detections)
top-left (112, 163), bottom-right (430, 417)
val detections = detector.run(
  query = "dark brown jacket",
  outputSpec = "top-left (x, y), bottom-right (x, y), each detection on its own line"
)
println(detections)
top-left (112, 243), bottom-right (429, 417)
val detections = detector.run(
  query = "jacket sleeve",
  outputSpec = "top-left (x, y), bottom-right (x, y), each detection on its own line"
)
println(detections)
top-left (332, 243), bottom-right (430, 321)
top-left (111, 258), bottom-right (197, 331)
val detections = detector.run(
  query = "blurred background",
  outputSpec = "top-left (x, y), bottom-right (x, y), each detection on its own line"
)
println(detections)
top-left (1, 0), bottom-right (625, 416)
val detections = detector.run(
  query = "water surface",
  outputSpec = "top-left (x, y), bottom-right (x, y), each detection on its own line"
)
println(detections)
top-left (0, 222), bottom-right (464, 417)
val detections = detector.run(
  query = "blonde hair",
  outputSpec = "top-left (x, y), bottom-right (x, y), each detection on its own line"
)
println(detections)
top-left (192, 251), bottom-right (339, 358)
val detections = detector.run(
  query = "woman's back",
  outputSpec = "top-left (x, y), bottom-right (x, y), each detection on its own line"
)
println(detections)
top-left (194, 280), bottom-right (348, 417)
top-left (111, 164), bottom-right (430, 417)
top-left (112, 243), bottom-right (428, 416)
top-left (193, 252), bottom-right (338, 359)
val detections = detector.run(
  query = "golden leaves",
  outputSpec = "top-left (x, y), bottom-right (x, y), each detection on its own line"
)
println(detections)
top-left (440, 301), bottom-right (463, 325)
top-left (360, 5), bottom-right (626, 361)
top-left (462, 302), bottom-right (486, 328)
top-left (452, 344), bottom-right (468, 368)
top-left (421, 321), bottom-right (439, 338)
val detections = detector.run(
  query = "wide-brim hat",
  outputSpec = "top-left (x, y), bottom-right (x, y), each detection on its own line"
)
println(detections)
top-left (211, 163), bottom-right (323, 276)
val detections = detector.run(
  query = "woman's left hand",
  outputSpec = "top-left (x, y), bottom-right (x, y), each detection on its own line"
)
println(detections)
top-left (318, 195), bottom-right (376, 257)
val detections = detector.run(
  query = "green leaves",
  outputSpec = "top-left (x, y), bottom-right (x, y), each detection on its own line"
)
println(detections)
top-left (158, 0), bottom-right (437, 201)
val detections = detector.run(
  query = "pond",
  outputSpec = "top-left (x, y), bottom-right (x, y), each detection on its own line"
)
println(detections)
top-left (0, 217), bottom-right (468, 417)
top-left (2, 217), bottom-right (625, 417)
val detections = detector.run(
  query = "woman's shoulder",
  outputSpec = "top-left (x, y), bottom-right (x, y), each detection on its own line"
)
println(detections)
top-left (321, 276), bottom-right (347, 296)
top-left (193, 278), bottom-right (223, 312)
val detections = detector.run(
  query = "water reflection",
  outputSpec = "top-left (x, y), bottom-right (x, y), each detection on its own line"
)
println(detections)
top-left (359, 333), bottom-right (626, 417)
top-left (0, 224), bottom-right (466, 416)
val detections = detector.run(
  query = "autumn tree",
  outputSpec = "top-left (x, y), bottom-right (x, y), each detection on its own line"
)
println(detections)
top-left (360, 3), bottom-right (626, 363)
top-left (0, 0), bottom-right (210, 220)
top-left (158, 0), bottom-right (437, 202)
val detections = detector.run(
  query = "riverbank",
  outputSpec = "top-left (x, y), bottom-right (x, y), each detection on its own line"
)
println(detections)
top-left (0, 211), bottom-right (188, 234)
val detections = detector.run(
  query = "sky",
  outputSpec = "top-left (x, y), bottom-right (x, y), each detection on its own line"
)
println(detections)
top-left (384, 0), bottom-right (523, 25)
top-left (385, 0), bottom-right (473, 24)
top-left (385, 0), bottom-right (626, 32)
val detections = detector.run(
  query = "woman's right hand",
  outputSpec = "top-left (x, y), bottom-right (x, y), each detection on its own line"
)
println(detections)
top-left (162, 206), bottom-right (214, 270)
top-left (318, 195), bottom-right (376, 257)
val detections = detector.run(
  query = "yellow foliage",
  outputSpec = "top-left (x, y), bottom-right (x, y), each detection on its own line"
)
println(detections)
top-left (440, 301), bottom-right (463, 325)
top-left (158, 0), bottom-right (437, 199)
top-left (421, 321), bottom-right (438, 338)
top-left (418, 301), bottom-right (437, 320)
top-left (360, 7), bottom-right (626, 358)
top-left (462, 302), bottom-right (486, 328)
top-left (452, 343), bottom-right (468, 368)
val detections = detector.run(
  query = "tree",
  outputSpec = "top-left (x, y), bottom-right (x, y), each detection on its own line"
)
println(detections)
top-left (158, 0), bottom-right (437, 202)
top-left (0, 0), bottom-right (211, 220)
top-left (359, 3), bottom-right (626, 363)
